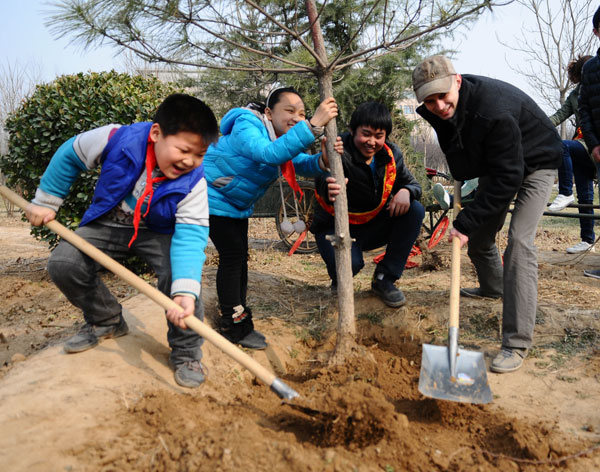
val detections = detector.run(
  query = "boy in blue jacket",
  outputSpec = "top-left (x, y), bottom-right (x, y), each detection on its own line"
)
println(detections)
top-left (25, 94), bottom-right (218, 388)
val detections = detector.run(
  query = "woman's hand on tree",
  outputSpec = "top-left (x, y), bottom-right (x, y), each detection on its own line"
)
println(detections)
top-left (320, 136), bottom-right (343, 169)
top-left (310, 97), bottom-right (338, 127)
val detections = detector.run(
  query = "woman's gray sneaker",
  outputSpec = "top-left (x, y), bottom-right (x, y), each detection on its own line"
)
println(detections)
top-left (64, 317), bottom-right (129, 353)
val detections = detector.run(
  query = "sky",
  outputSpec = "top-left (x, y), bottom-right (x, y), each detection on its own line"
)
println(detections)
top-left (1, 0), bottom-right (120, 82)
top-left (1, 0), bottom-right (594, 113)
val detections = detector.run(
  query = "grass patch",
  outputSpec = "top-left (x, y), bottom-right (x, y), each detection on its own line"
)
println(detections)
top-left (528, 346), bottom-right (545, 358)
top-left (357, 311), bottom-right (384, 325)
top-left (291, 307), bottom-right (331, 342)
top-left (556, 374), bottom-right (579, 383)
top-left (465, 312), bottom-right (500, 339)
top-left (547, 327), bottom-right (599, 356)
top-left (549, 352), bottom-right (568, 369)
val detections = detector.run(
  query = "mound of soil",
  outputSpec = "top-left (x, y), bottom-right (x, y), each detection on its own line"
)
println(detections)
top-left (1, 215), bottom-right (600, 471)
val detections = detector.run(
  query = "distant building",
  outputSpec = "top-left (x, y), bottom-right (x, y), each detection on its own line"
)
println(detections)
top-left (397, 96), bottom-right (447, 171)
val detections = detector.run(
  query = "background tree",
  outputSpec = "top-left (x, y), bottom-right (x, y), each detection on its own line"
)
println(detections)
top-left (0, 60), bottom-right (43, 215)
top-left (48, 0), bottom-right (509, 361)
top-left (500, 0), bottom-right (595, 138)
top-left (0, 60), bottom-right (42, 156)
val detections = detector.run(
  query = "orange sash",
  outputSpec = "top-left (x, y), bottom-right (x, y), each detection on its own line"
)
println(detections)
top-left (315, 143), bottom-right (397, 225)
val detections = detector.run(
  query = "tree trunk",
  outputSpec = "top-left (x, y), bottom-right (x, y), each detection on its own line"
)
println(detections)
top-left (306, 0), bottom-right (356, 363)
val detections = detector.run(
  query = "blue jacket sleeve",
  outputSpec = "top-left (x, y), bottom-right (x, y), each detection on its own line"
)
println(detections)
top-left (229, 115), bottom-right (317, 166)
top-left (291, 151), bottom-right (326, 177)
top-left (39, 137), bottom-right (87, 198)
top-left (170, 223), bottom-right (208, 299)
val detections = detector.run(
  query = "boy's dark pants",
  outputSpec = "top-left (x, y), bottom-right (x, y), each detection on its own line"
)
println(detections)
top-left (315, 200), bottom-right (425, 282)
top-left (47, 222), bottom-right (204, 364)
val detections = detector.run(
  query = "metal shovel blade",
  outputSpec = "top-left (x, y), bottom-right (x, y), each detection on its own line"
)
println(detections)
top-left (419, 344), bottom-right (492, 404)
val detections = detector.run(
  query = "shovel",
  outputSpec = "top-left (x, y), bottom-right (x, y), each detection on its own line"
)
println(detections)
top-left (418, 181), bottom-right (492, 404)
top-left (0, 185), bottom-right (299, 401)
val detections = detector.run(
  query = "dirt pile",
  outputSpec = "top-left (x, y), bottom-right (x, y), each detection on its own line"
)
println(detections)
top-left (65, 323), bottom-right (600, 471)
top-left (1, 215), bottom-right (600, 471)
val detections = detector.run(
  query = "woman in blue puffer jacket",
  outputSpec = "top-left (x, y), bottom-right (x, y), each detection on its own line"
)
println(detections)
top-left (203, 87), bottom-right (339, 349)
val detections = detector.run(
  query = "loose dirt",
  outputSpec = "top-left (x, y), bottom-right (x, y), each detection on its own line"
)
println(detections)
top-left (1, 211), bottom-right (599, 471)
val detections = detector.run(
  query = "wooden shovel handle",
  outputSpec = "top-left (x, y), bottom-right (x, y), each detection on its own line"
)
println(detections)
top-left (0, 186), bottom-right (277, 387)
top-left (449, 180), bottom-right (462, 330)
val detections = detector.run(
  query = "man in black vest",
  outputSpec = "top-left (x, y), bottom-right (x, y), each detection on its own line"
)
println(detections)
top-left (413, 56), bottom-right (562, 373)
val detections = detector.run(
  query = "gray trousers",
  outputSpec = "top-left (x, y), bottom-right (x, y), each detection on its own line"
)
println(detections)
top-left (467, 169), bottom-right (555, 351)
top-left (48, 222), bottom-right (204, 363)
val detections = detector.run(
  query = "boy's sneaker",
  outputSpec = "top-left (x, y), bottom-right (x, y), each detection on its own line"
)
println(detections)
top-left (64, 316), bottom-right (129, 353)
top-left (432, 183), bottom-right (451, 210)
top-left (566, 241), bottom-right (595, 254)
top-left (371, 273), bottom-right (406, 307)
top-left (547, 194), bottom-right (574, 212)
top-left (460, 287), bottom-right (502, 299)
top-left (490, 348), bottom-right (526, 373)
top-left (583, 269), bottom-right (600, 279)
top-left (169, 359), bottom-right (207, 388)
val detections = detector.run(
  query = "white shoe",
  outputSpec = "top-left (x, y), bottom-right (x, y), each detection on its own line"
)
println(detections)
top-left (566, 241), bottom-right (595, 254)
top-left (433, 183), bottom-right (451, 210)
top-left (548, 194), bottom-right (575, 212)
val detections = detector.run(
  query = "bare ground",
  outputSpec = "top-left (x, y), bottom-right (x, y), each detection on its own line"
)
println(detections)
top-left (1, 210), bottom-right (600, 471)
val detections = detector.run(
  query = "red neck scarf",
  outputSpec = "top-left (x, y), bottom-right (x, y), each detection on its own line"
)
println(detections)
top-left (281, 160), bottom-right (304, 200)
top-left (315, 143), bottom-right (397, 225)
top-left (128, 139), bottom-right (168, 247)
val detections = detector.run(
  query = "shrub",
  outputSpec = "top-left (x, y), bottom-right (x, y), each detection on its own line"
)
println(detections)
top-left (0, 71), bottom-right (181, 248)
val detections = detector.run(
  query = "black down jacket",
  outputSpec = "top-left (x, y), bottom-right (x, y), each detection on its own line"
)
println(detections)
top-left (310, 131), bottom-right (422, 234)
top-left (579, 49), bottom-right (600, 152)
top-left (417, 74), bottom-right (561, 236)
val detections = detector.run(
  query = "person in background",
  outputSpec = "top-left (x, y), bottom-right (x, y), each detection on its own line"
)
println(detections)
top-left (310, 101), bottom-right (424, 308)
top-left (412, 56), bottom-right (562, 373)
top-left (203, 87), bottom-right (341, 348)
top-left (578, 5), bottom-right (600, 278)
top-left (26, 94), bottom-right (219, 389)
top-left (548, 55), bottom-right (596, 254)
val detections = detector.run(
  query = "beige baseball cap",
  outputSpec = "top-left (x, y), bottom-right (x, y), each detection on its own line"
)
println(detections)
top-left (412, 56), bottom-right (456, 103)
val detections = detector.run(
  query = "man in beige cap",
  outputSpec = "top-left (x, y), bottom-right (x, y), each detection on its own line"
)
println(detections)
top-left (412, 55), bottom-right (562, 373)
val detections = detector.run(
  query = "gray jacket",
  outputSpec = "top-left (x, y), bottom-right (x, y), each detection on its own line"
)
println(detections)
top-left (549, 84), bottom-right (588, 151)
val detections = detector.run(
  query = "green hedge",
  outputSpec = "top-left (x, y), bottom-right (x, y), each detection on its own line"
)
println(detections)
top-left (1, 71), bottom-right (181, 248)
